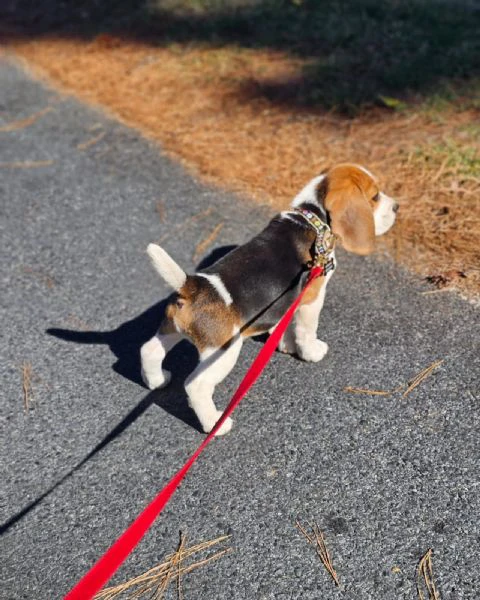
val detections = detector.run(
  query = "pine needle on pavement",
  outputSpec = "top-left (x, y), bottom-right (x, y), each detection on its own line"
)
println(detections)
top-left (343, 385), bottom-right (403, 397)
top-left (22, 361), bottom-right (33, 414)
top-left (93, 533), bottom-right (232, 599)
top-left (417, 548), bottom-right (440, 600)
top-left (344, 360), bottom-right (443, 398)
top-left (193, 222), bottom-right (224, 260)
top-left (296, 520), bottom-right (340, 587)
top-left (403, 360), bottom-right (444, 397)
top-left (0, 106), bottom-right (52, 131)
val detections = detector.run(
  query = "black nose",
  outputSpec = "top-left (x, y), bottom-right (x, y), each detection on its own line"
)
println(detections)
top-left (393, 203), bottom-right (400, 213)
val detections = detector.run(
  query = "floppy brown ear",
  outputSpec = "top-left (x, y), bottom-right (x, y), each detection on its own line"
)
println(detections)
top-left (327, 189), bottom-right (375, 255)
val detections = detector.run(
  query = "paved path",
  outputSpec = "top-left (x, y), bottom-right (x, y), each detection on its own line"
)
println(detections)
top-left (1, 58), bottom-right (479, 599)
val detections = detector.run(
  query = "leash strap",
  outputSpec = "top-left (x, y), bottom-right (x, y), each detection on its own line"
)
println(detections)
top-left (65, 265), bottom-right (324, 600)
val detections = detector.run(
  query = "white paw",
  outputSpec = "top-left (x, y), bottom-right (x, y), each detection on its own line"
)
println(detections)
top-left (204, 412), bottom-right (233, 436)
top-left (297, 339), bottom-right (329, 363)
top-left (141, 368), bottom-right (172, 390)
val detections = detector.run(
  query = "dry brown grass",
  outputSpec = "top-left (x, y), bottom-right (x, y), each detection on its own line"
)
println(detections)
top-left (93, 532), bottom-right (232, 599)
top-left (6, 36), bottom-right (480, 298)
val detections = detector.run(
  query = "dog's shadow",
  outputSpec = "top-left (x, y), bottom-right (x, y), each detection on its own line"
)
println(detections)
top-left (0, 245), bottom-right (295, 536)
top-left (0, 248), bottom-right (243, 537)
top-left (47, 246), bottom-right (238, 431)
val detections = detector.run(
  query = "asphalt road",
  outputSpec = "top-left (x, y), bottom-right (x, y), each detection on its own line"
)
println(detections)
top-left (1, 58), bottom-right (479, 600)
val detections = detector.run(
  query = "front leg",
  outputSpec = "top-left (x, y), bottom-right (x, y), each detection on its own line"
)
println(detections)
top-left (294, 280), bottom-right (329, 362)
top-left (185, 334), bottom-right (243, 436)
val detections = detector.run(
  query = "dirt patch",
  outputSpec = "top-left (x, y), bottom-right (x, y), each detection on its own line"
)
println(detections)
top-left (5, 35), bottom-right (480, 298)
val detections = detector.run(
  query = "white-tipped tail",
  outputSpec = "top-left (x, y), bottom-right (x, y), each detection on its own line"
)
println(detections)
top-left (146, 243), bottom-right (187, 291)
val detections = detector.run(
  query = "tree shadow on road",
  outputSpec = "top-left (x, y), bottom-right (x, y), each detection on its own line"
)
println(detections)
top-left (2, 0), bottom-right (479, 113)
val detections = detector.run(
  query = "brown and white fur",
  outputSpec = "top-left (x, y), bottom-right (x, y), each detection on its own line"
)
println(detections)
top-left (141, 164), bottom-right (398, 435)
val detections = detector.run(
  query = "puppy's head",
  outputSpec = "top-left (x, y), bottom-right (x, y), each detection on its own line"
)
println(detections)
top-left (320, 163), bottom-right (398, 255)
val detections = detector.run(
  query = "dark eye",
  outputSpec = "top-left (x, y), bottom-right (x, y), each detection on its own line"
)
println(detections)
top-left (372, 193), bottom-right (379, 202)
top-left (174, 295), bottom-right (185, 309)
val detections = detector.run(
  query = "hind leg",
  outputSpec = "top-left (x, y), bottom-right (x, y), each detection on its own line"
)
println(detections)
top-left (185, 335), bottom-right (243, 435)
top-left (140, 332), bottom-right (182, 389)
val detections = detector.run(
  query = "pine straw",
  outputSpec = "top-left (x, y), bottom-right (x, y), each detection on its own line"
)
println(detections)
top-left (6, 37), bottom-right (480, 298)
top-left (296, 520), bottom-right (340, 587)
top-left (417, 549), bottom-right (441, 600)
top-left (93, 533), bottom-right (232, 600)
top-left (76, 130), bottom-right (106, 151)
top-left (156, 200), bottom-right (167, 224)
top-left (344, 360), bottom-right (443, 398)
top-left (0, 159), bottom-right (54, 168)
top-left (21, 264), bottom-right (56, 289)
top-left (157, 207), bottom-right (213, 245)
top-left (193, 222), bottom-right (224, 261)
top-left (403, 360), bottom-right (444, 397)
top-left (343, 385), bottom-right (404, 397)
top-left (21, 361), bottom-right (33, 414)
top-left (0, 106), bottom-right (52, 131)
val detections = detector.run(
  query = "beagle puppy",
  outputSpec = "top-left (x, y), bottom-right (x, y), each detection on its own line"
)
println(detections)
top-left (141, 163), bottom-right (398, 435)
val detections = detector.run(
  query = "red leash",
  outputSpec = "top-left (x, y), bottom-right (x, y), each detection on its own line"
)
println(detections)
top-left (65, 265), bottom-right (323, 600)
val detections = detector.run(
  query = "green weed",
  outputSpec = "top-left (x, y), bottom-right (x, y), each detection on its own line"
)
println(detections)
top-left (414, 140), bottom-right (480, 177)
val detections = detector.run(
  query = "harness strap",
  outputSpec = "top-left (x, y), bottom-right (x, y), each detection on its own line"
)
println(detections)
top-left (293, 207), bottom-right (336, 273)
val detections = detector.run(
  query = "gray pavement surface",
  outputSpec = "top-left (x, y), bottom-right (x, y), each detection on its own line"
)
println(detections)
top-left (1, 58), bottom-right (479, 600)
